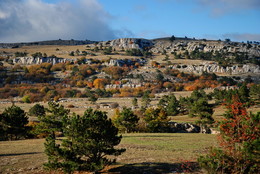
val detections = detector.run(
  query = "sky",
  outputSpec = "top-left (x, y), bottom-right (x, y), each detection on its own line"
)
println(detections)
top-left (0, 0), bottom-right (259, 43)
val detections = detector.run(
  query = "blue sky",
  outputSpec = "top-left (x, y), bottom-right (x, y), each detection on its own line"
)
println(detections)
top-left (0, 0), bottom-right (259, 42)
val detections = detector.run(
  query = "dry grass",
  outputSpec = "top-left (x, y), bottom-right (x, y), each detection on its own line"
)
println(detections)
top-left (0, 45), bottom-right (142, 60)
top-left (0, 133), bottom-right (217, 174)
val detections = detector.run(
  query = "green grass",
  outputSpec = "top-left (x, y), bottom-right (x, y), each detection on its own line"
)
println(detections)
top-left (0, 133), bottom-right (217, 173)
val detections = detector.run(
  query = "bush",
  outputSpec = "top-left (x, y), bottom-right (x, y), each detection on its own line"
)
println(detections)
top-left (22, 95), bottom-right (31, 103)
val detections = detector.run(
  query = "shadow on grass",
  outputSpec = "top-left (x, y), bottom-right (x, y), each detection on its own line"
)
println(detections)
top-left (107, 162), bottom-right (200, 174)
top-left (123, 135), bottom-right (182, 138)
top-left (0, 152), bottom-right (42, 157)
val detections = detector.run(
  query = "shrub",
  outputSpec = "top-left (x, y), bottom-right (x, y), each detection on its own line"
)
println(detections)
top-left (198, 96), bottom-right (260, 173)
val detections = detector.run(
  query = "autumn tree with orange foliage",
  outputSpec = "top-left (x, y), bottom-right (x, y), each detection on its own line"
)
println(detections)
top-left (198, 95), bottom-right (260, 173)
top-left (93, 78), bottom-right (108, 89)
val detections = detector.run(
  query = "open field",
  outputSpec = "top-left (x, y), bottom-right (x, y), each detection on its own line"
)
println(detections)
top-left (0, 133), bottom-right (217, 174)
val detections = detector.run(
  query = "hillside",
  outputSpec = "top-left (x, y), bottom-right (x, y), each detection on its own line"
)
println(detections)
top-left (0, 39), bottom-right (96, 48)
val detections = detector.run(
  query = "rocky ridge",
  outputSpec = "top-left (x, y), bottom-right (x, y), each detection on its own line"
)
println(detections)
top-left (102, 38), bottom-right (260, 57)
top-left (151, 39), bottom-right (260, 57)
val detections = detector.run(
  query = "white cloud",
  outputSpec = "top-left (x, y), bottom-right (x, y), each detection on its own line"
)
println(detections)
top-left (0, 0), bottom-right (121, 43)
top-left (195, 0), bottom-right (260, 16)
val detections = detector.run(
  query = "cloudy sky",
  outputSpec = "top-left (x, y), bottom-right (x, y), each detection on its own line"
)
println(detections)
top-left (0, 0), bottom-right (259, 43)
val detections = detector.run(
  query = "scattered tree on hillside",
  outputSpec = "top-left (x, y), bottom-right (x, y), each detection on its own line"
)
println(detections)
top-left (141, 90), bottom-right (151, 108)
top-left (36, 102), bottom-right (69, 138)
top-left (158, 94), bottom-right (179, 116)
top-left (28, 104), bottom-right (45, 117)
top-left (250, 84), bottom-right (260, 104)
top-left (188, 90), bottom-right (214, 132)
top-left (112, 107), bottom-right (139, 133)
top-left (0, 105), bottom-right (29, 140)
top-left (144, 107), bottom-right (169, 132)
top-left (44, 109), bottom-right (125, 173)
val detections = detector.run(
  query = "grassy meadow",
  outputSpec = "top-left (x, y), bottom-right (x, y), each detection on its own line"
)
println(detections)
top-left (0, 133), bottom-right (217, 174)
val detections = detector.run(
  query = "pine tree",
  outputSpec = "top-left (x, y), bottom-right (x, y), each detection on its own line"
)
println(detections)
top-left (0, 105), bottom-right (29, 140)
top-left (28, 103), bottom-right (45, 117)
top-left (36, 102), bottom-right (69, 138)
top-left (186, 90), bottom-right (214, 132)
top-left (44, 108), bottom-right (125, 173)
top-left (158, 94), bottom-right (179, 116)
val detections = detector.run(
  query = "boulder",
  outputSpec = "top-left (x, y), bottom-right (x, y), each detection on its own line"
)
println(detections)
top-left (168, 122), bottom-right (200, 133)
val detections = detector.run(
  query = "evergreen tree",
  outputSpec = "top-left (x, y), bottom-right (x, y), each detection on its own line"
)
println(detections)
top-left (44, 109), bottom-right (125, 173)
top-left (112, 107), bottom-right (139, 133)
top-left (188, 90), bottom-right (214, 132)
top-left (0, 105), bottom-right (28, 140)
top-left (250, 84), bottom-right (260, 104)
top-left (141, 90), bottom-right (151, 108)
top-left (238, 83), bottom-right (250, 104)
top-left (158, 94), bottom-right (179, 116)
top-left (28, 103), bottom-right (45, 117)
top-left (36, 102), bottom-right (69, 138)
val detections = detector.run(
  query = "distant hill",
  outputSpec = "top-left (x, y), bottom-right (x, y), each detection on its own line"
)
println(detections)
top-left (0, 39), bottom-right (97, 48)
top-left (1, 37), bottom-right (260, 57)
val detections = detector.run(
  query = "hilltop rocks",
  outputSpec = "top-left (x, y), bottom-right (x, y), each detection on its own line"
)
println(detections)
top-left (100, 38), bottom-right (154, 50)
top-left (99, 38), bottom-right (260, 57)
top-left (151, 40), bottom-right (260, 57)
top-left (12, 57), bottom-right (73, 65)
top-left (170, 63), bottom-right (260, 75)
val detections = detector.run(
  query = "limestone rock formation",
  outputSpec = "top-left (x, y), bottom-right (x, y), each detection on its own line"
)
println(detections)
top-left (170, 63), bottom-right (260, 75)
top-left (99, 38), bottom-right (154, 50)
top-left (150, 39), bottom-right (260, 57)
top-left (12, 57), bottom-right (73, 65)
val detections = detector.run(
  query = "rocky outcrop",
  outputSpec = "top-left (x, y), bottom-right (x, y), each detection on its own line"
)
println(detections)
top-left (151, 39), bottom-right (260, 57)
top-left (99, 38), bottom-right (154, 50)
top-left (168, 122), bottom-right (211, 133)
top-left (170, 63), bottom-right (260, 75)
top-left (12, 57), bottom-right (73, 65)
top-left (102, 58), bottom-right (147, 66)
